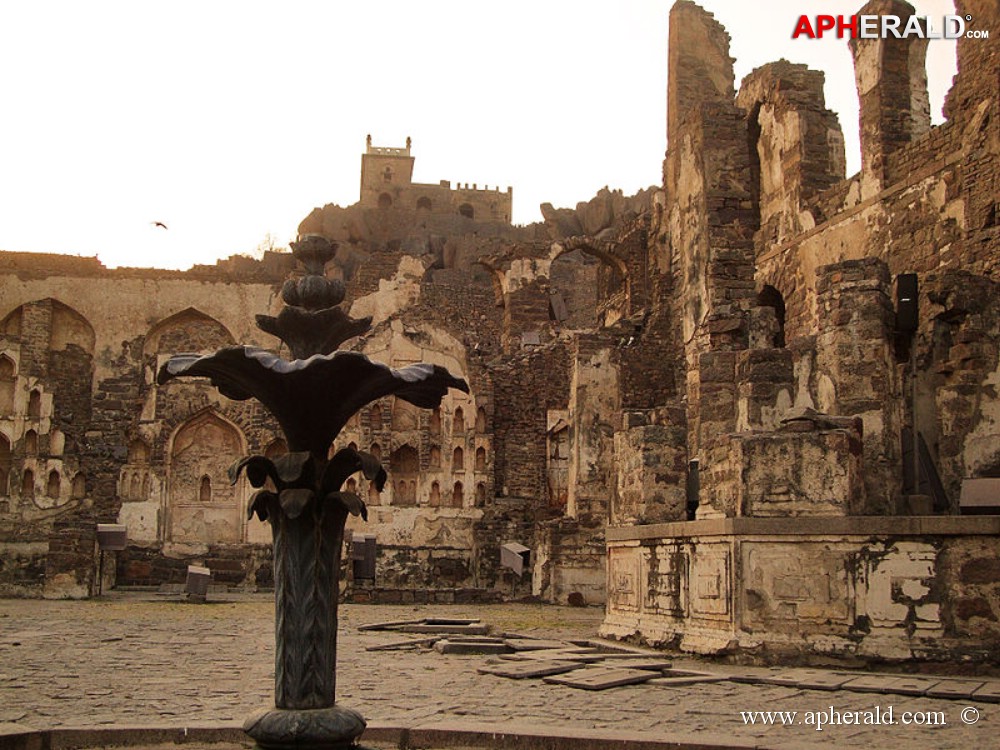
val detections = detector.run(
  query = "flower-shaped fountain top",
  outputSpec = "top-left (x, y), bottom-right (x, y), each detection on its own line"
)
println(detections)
top-left (158, 234), bottom-right (468, 457)
top-left (155, 234), bottom-right (469, 749)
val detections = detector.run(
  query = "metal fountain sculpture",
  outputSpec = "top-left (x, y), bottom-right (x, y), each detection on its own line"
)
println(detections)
top-left (157, 234), bottom-right (468, 749)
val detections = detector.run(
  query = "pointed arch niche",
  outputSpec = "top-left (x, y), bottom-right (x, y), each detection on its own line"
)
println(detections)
top-left (167, 410), bottom-right (244, 543)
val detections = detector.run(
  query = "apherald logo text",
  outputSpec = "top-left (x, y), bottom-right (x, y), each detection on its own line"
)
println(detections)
top-left (792, 15), bottom-right (968, 39)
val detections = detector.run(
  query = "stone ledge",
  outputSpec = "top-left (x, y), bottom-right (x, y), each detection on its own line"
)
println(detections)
top-left (0, 721), bottom-right (770, 750)
top-left (606, 515), bottom-right (1000, 542)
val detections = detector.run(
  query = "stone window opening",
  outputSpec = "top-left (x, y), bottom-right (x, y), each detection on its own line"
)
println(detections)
top-left (24, 429), bottom-right (38, 455)
top-left (28, 390), bottom-right (41, 418)
top-left (367, 481), bottom-right (380, 505)
top-left (369, 442), bottom-right (382, 462)
top-left (378, 193), bottom-right (392, 210)
top-left (429, 481), bottom-right (441, 507)
top-left (453, 446), bottom-right (464, 472)
top-left (0, 355), bottom-right (15, 416)
top-left (452, 481), bottom-right (464, 508)
top-left (429, 408), bottom-right (442, 436)
top-left (458, 203), bottom-right (474, 219)
top-left (475, 482), bottom-right (487, 506)
top-left (453, 407), bottom-right (465, 435)
top-left (370, 404), bottom-right (382, 430)
top-left (199, 475), bottom-right (212, 502)
top-left (382, 166), bottom-right (393, 182)
top-left (756, 285), bottom-right (786, 347)
top-left (21, 469), bottom-right (34, 499)
top-left (46, 470), bottom-right (60, 499)
top-left (346, 477), bottom-right (357, 493)
top-left (417, 196), bottom-right (432, 211)
top-left (475, 446), bottom-right (486, 472)
top-left (429, 446), bottom-right (441, 468)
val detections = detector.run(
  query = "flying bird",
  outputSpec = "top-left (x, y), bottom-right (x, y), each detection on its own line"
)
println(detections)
top-left (151, 221), bottom-right (168, 230)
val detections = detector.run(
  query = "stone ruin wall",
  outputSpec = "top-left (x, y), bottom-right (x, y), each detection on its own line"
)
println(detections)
top-left (601, 0), bottom-right (1000, 660)
top-left (0, 1), bottom-right (997, 649)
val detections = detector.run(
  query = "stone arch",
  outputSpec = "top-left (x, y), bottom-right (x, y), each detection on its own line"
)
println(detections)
top-left (416, 196), bottom-right (432, 211)
top-left (475, 446), bottom-right (486, 472)
top-left (453, 407), bottom-right (465, 435)
top-left (0, 307), bottom-right (22, 338)
top-left (46, 470), bottom-right (60, 499)
top-left (167, 410), bottom-right (245, 543)
top-left (49, 300), bottom-right (96, 353)
top-left (429, 408), bottom-right (442, 436)
top-left (369, 442), bottom-right (382, 462)
top-left (458, 203), bottom-right (474, 219)
top-left (24, 429), bottom-right (38, 455)
top-left (144, 308), bottom-right (235, 357)
top-left (429, 481), bottom-right (441, 507)
top-left (345, 477), bottom-right (357, 493)
top-left (429, 445), bottom-right (441, 468)
top-left (378, 193), bottom-right (393, 209)
top-left (370, 404), bottom-right (383, 430)
top-left (476, 482), bottom-right (487, 506)
top-left (453, 446), bottom-right (464, 472)
top-left (71, 472), bottom-right (86, 499)
top-left (0, 355), bottom-right (15, 415)
top-left (368, 481), bottom-right (380, 505)
top-left (452, 481), bottom-right (464, 508)
top-left (551, 240), bottom-right (629, 288)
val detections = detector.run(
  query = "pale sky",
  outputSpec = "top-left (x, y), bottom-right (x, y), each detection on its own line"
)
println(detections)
top-left (0, 1), bottom-right (959, 270)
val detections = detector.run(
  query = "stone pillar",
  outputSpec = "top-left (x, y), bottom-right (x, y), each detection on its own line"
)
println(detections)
top-left (566, 333), bottom-right (619, 526)
top-left (666, 0), bottom-right (734, 147)
top-left (850, 0), bottom-right (931, 197)
top-left (815, 258), bottom-right (898, 514)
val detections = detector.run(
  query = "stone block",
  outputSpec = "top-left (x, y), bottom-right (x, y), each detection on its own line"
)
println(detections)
top-left (543, 666), bottom-right (658, 690)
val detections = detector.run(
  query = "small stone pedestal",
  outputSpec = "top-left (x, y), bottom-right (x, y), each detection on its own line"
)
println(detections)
top-left (244, 705), bottom-right (366, 749)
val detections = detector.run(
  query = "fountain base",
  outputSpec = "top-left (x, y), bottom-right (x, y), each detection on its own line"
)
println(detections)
top-left (244, 705), bottom-right (366, 749)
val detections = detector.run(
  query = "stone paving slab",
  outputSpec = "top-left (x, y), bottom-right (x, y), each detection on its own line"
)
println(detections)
top-left (500, 638), bottom-right (570, 650)
top-left (542, 666), bottom-right (658, 690)
top-left (925, 679), bottom-right (987, 700)
top-left (477, 660), bottom-right (583, 680)
top-left (590, 657), bottom-right (673, 672)
top-left (972, 683), bottom-right (1000, 703)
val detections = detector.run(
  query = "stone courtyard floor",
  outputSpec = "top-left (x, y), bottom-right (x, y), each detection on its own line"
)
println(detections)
top-left (0, 593), bottom-right (996, 749)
